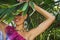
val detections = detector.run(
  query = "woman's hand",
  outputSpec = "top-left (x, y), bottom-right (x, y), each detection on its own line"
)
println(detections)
top-left (17, 0), bottom-right (29, 3)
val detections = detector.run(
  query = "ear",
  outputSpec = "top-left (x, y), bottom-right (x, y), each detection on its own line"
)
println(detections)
top-left (23, 14), bottom-right (28, 20)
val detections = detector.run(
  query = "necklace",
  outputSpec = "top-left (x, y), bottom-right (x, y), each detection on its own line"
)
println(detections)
top-left (16, 28), bottom-right (26, 32)
top-left (16, 23), bottom-right (27, 32)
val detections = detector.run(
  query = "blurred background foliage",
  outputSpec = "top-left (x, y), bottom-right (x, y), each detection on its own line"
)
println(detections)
top-left (0, 0), bottom-right (60, 40)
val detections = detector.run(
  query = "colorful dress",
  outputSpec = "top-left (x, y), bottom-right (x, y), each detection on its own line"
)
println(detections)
top-left (5, 26), bottom-right (26, 40)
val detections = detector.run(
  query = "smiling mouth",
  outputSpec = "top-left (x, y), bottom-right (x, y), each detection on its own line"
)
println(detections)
top-left (14, 19), bottom-right (19, 22)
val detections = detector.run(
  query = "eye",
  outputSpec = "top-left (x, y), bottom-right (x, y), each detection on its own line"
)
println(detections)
top-left (18, 13), bottom-right (22, 16)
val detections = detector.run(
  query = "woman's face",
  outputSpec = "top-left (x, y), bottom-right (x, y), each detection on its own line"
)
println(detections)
top-left (14, 13), bottom-right (27, 26)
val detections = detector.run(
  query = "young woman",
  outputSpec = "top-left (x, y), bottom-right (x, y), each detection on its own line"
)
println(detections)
top-left (0, 0), bottom-right (55, 40)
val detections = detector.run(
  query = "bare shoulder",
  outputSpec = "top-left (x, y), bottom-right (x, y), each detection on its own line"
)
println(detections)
top-left (0, 22), bottom-right (8, 29)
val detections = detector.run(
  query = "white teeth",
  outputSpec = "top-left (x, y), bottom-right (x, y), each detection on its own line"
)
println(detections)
top-left (16, 19), bottom-right (19, 22)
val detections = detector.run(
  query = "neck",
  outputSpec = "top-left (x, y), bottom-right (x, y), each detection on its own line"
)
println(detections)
top-left (16, 23), bottom-right (25, 31)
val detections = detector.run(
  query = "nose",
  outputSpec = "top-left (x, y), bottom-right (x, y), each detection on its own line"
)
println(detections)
top-left (14, 16), bottom-right (19, 21)
top-left (15, 16), bottom-right (18, 19)
top-left (14, 16), bottom-right (18, 22)
top-left (15, 15), bottom-right (19, 19)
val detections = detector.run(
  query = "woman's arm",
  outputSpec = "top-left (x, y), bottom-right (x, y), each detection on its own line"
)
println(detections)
top-left (28, 3), bottom-right (55, 40)
top-left (0, 22), bottom-right (7, 40)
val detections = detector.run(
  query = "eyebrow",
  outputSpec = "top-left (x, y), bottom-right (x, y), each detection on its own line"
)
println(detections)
top-left (18, 13), bottom-right (22, 16)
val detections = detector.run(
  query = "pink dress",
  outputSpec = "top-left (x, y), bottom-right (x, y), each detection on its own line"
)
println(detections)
top-left (5, 26), bottom-right (26, 40)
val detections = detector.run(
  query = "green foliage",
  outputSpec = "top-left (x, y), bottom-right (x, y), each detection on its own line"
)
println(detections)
top-left (0, 1), bottom-right (35, 24)
top-left (0, 0), bottom-right (17, 4)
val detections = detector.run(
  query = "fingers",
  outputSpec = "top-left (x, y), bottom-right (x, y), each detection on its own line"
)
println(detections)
top-left (17, 0), bottom-right (29, 3)
top-left (17, 0), bottom-right (25, 3)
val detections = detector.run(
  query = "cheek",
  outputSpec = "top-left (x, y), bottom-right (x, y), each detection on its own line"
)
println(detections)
top-left (19, 18), bottom-right (25, 23)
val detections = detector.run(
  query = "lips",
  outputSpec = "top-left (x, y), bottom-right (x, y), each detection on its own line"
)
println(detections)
top-left (15, 19), bottom-right (19, 22)
top-left (14, 19), bottom-right (19, 22)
